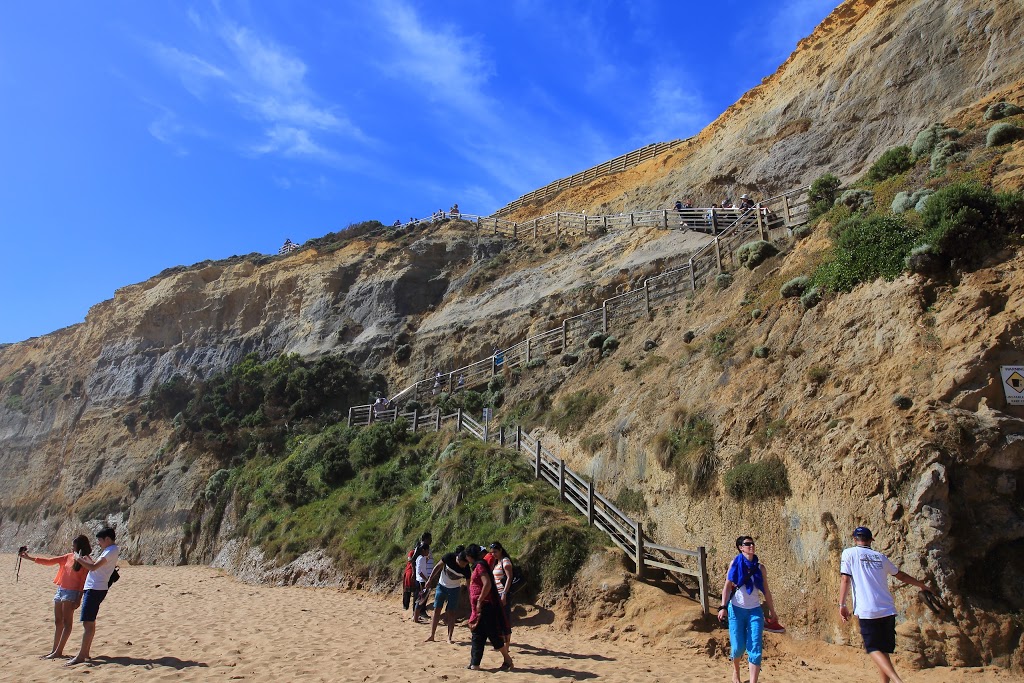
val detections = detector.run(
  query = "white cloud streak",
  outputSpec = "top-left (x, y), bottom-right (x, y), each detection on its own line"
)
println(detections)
top-left (147, 13), bottom-right (368, 165)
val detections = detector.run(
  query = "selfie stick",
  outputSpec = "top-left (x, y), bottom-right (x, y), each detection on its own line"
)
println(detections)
top-left (15, 546), bottom-right (27, 583)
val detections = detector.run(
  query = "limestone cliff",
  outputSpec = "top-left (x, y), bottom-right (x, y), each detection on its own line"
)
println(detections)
top-left (1, 0), bottom-right (1024, 668)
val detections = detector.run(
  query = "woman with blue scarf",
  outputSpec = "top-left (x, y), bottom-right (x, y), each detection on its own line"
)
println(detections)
top-left (717, 536), bottom-right (780, 683)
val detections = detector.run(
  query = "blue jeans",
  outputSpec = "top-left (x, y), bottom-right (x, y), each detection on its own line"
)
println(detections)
top-left (728, 603), bottom-right (764, 666)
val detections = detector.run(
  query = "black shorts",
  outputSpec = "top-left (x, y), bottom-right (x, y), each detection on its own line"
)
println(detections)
top-left (80, 589), bottom-right (108, 622)
top-left (859, 615), bottom-right (896, 654)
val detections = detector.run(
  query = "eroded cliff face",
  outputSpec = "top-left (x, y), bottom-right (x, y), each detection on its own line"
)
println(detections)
top-left (507, 0), bottom-right (1024, 217)
top-left (1, 0), bottom-right (1023, 667)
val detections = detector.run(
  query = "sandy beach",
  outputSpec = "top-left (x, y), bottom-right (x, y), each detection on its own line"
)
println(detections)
top-left (1, 555), bottom-right (1013, 682)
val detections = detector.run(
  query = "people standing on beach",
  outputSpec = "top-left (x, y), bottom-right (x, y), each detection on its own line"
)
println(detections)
top-left (487, 542), bottom-right (515, 640)
top-left (421, 545), bottom-right (471, 643)
top-left (839, 526), bottom-right (933, 683)
top-left (404, 532), bottom-right (432, 613)
top-left (19, 535), bottom-right (93, 659)
top-left (65, 527), bottom-right (119, 666)
top-left (413, 542), bottom-right (435, 623)
top-left (717, 536), bottom-right (781, 683)
top-left (466, 544), bottom-right (513, 671)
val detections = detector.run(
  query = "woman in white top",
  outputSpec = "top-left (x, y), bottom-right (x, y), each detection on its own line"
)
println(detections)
top-left (488, 542), bottom-right (514, 642)
top-left (717, 536), bottom-right (778, 683)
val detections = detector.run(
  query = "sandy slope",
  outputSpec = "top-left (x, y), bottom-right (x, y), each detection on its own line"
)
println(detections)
top-left (0, 556), bottom-right (1013, 682)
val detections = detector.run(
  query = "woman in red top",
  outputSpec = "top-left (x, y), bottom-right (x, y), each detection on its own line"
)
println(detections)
top-left (19, 535), bottom-right (92, 659)
top-left (466, 544), bottom-right (513, 671)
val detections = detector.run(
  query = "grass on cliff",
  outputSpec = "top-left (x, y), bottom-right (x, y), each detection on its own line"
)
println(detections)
top-left (223, 424), bottom-right (605, 590)
top-left (146, 354), bottom-right (605, 591)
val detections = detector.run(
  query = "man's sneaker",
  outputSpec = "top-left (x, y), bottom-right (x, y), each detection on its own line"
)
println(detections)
top-left (764, 617), bottom-right (786, 634)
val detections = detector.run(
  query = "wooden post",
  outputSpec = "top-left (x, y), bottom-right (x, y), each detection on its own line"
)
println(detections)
top-left (714, 238), bottom-right (722, 273)
top-left (526, 338), bottom-right (532, 363)
top-left (556, 212), bottom-right (560, 234)
top-left (697, 546), bottom-right (709, 616)
top-left (634, 521), bottom-right (645, 578)
top-left (711, 208), bottom-right (718, 234)
top-left (456, 408), bottom-right (463, 432)
top-left (644, 280), bottom-right (651, 315)
top-left (561, 319), bottom-right (568, 353)
top-left (783, 196), bottom-right (792, 225)
top-left (558, 459), bottom-right (566, 500)
top-left (535, 440), bottom-right (542, 480)
top-left (630, 212), bottom-right (635, 228)
top-left (347, 407), bottom-right (354, 427)
top-left (367, 407), bottom-right (374, 425)
top-left (412, 409), bottom-right (419, 433)
top-left (756, 206), bottom-right (766, 240)
top-left (492, 355), bottom-right (497, 376)
top-left (689, 258), bottom-right (696, 291)
top-left (513, 222), bottom-right (517, 239)
top-left (662, 210), bottom-right (668, 229)
top-left (587, 480), bottom-right (595, 526)
top-left (582, 214), bottom-right (587, 236)
top-left (499, 427), bottom-right (506, 447)
top-left (602, 301), bottom-right (608, 333)
top-left (603, 215), bottom-right (608, 232)
top-left (516, 426), bottom-right (522, 452)
top-left (534, 218), bottom-right (539, 239)
top-left (435, 409), bottom-right (442, 432)
top-left (483, 417), bottom-right (489, 443)
top-left (448, 373), bottom-right (454, 393)
top-left (476, 217), bottom-right (481, 231)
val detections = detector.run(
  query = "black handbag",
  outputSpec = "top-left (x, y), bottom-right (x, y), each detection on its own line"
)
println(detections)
top-left (108, 566), bottom-right (121, 587)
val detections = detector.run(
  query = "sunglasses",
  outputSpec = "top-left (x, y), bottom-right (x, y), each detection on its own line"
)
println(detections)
top-left (740, 541), bottom-right (755, 546)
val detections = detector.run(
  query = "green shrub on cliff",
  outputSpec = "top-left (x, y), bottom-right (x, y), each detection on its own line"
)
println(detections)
top-left (654, 411), bottom-right (719, 493)
top-left (808, 173), bottom-right (841, 220)
top-left (724, 456), bottom-right (790, 500)
top-left (867, 145), bottom-right (914, 182)
top-left (919, 182), bottom-right (1024, 269)
top-left (986, 122), bottom-right (1024, 148)
top-left (813, 214), bottom-right (922, 292)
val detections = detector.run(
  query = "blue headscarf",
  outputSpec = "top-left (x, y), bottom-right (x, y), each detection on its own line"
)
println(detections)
top-left (727, 553), bottom-right (764, 595)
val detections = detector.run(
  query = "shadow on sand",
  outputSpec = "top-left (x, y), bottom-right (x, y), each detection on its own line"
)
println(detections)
top-left (90, 655), bottom-right (209, 670)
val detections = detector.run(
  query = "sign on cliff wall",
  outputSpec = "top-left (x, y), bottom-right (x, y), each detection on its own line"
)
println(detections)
top-left (1001, 366), bottom-right (1024, 406)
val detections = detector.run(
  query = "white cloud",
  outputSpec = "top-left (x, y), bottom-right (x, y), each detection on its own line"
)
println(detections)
top-left (376, 0), bottom-right (495, 121)
top-left (147, 14), bottom-right (368, 163)
top-left (250, 125), bottom-right (336, 161)
top-left (636, 73), bottom-right (712, 143)
top-left (148, 110), bottom-right (188, 156)
top-left (150, 44), bottom-right (226, 98)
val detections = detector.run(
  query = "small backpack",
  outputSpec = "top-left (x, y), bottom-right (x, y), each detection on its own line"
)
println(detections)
top-left (506, 557), bottom-right (526, 595)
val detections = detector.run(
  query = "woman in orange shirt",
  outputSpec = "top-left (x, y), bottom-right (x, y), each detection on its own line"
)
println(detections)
top-left (19, 535), bottom-right (92, 659)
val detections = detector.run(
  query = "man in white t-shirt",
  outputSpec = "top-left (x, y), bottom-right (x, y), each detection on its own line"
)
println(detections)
top-left (838, 526), bottom-right (931, 683)
top-left (65, 527), bottom-right (120, 666)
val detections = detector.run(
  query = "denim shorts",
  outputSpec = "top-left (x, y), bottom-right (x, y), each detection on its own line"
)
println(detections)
top-left (54, 588), bottom-right (82, 603)
top-left (434, 584), bottom-right (461, 612)
top-left (80, 589), bottom-right (107, 622)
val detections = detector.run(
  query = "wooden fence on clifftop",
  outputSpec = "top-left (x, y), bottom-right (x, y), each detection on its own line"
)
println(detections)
top-left (491, 139), bottom-right (690, 217)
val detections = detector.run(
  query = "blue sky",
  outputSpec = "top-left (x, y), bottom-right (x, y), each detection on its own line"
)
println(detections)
top-left (0, 0), bottom-right (839, 343)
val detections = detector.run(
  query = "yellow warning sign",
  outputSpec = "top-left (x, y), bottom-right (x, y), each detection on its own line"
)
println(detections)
top-left (1001, 366), bottom-right (1024, 405)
